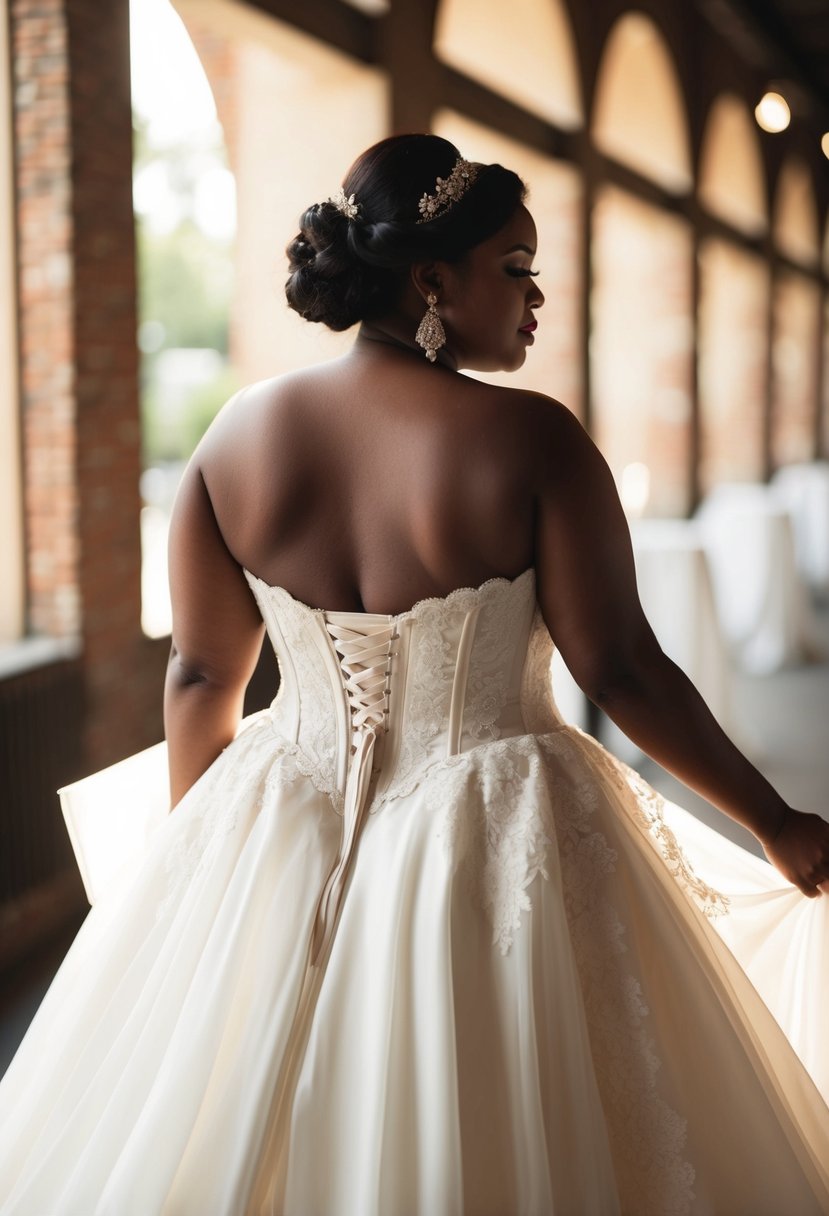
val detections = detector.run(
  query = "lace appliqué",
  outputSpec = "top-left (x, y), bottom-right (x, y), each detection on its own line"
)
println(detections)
top-left (265, 734), bottom-right (345, 816)
top-left (387, 601), bottom-right (454, 809)
top-left (587, 739), bottom-right (730, 920)
top-left (265, 588), bottom-right (343, 813)
top-left (627, 765), bottom-right (730, 919)
top-left (541, 731), bottom-right (697, 1216)
top-left (519, 608), bottom-right (561, 734)
top-left (436, 736), bottom-right (556, 955)
top-left (376, 576), bottom-right (536, 812)
top-left (462, 581), bottom-right (523, 742)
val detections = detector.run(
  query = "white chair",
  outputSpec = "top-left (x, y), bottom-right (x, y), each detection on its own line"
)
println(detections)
top-left (602, 516), bottom-right (744, 763)
top-left (695, 483), bottom-right (824, 674)
top-left (771, 462), bottom-right (829, 600)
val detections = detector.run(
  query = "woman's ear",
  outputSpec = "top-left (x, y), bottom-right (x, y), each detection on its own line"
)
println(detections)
top-left (410, 261), bottom-right (443, 303)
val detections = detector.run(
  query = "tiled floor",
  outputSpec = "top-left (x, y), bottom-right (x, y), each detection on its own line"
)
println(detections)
top-left (2, 607), bottom-right (828, 1080)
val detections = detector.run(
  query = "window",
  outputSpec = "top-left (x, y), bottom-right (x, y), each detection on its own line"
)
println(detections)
top-left (771, 270), bottom-right (821, 468)
top-left (593, 13), bottom-right (691, 194)
top-left (434, 0), bottom-right (582, 129)
top-left (592, 187), bottom-right (693, 516)
top-left (698, 240), bottom-right (768, 491)
top-left (699, 94), bottom-right (767, 237)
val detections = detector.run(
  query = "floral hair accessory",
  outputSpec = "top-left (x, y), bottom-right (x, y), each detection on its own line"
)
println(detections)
top-left (328, 187), bottom-right (360, 220)
top-left (416, 156), bottom-right (479, 223)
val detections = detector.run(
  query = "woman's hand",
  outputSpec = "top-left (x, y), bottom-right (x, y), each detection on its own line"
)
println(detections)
top-left (762, 808), bottom-right (829, 897)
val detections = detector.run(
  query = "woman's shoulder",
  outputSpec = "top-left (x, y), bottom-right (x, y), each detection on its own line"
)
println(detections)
top-left (465, 383), bottom-right (584, 451)
top-left (458, 379), bottom-right (573, 421)
top-left (197, 363), bottom-right (349, 457)
top-left (495, 385), bottom-right (579, 425)
top-left (471, 388), bottom-right (596, 499)
top-left (214, 363), bottom-right (343, 417)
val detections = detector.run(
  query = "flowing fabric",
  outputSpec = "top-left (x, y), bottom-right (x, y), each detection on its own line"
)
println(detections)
top-left (0, 568), bottom-right (827, 1215)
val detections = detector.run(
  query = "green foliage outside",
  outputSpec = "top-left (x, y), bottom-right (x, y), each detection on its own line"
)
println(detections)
top-left (137, 221), bottom-right (232, 353)
top-left (140, 365), bottom-right (241, 464)
top-left (134, 114), bottom-right (239, 466)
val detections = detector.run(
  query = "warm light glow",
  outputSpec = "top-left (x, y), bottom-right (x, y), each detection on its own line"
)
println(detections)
top-left (129, 0), bottom-right (216, 145)
top-left (592, 13), bottom-right (692, 192)
top-left (754, 92), bottom-right (790, 134)
top-left (821, 132), bottom-right (829, 160)
top-left (620, 462), bottom-right (651, 517)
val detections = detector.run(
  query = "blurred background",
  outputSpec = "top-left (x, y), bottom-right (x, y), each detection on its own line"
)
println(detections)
top-left (1, 0), bottom-right (828, 1062)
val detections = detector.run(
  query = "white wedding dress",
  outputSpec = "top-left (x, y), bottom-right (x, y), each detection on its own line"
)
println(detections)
top-left (0, 567), bottom-right (827, 1215)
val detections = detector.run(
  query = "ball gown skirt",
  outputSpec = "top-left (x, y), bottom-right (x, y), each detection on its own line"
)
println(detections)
top-left (0, 568), bottom-right (827, 1215)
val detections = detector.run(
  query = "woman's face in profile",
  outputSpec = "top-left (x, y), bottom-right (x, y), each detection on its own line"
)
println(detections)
top-left (440, 204), bottom-right (544, 373)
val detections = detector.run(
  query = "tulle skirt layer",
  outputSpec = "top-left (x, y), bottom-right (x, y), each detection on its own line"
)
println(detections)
top-left (0, 717), bottom-right (827, 1215)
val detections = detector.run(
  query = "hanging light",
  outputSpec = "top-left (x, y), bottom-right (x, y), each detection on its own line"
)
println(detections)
top-left (754, 92), bottom-right (790, 133)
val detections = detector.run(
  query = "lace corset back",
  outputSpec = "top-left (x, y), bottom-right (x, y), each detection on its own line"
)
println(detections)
top-left (243, 566), bottom-right (564, 813)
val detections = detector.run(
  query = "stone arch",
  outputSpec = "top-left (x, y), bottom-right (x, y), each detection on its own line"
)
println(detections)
top-left (174, 0), bottom-right (388, 381)
top-left (698, 93), bottom-right (767, 236)
top-left (433, 0), bottom-right (582, 128)
top-left (592, 11), bottom-right (691, 193)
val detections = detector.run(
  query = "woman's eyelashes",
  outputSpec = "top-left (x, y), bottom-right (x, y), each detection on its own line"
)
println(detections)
top-left (506, 267), bottom-right (540, 277)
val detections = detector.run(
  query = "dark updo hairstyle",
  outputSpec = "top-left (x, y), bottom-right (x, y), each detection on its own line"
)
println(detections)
top-left (285, 133), bottom-right (527, 332)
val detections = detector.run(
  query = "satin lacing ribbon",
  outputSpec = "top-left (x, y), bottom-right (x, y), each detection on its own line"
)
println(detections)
top-left (309, 618), bottom-right (397, 965)
top-left (326, 621), bottom-right (396, 747)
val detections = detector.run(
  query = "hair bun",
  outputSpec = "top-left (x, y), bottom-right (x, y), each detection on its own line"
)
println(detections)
top-left (284, 134), bottom-right (526, 332)
top-left (285, 200), bottom-right (397, 331)
top-left (288, 234), bottom-right (316, 269)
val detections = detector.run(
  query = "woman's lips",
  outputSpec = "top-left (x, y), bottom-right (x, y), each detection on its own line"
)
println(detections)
top-left (519, 320), bottom-right (538, 333)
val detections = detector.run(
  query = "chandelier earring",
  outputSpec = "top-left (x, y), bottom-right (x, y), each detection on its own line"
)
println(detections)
top-left (415, 292), bottom-right (446, 363)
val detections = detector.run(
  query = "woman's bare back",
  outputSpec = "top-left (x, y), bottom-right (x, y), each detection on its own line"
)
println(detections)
top-left (199, 343), bottom-right (541, 614)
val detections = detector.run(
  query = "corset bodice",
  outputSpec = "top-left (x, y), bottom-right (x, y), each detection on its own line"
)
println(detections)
top-left (244, 567), bottom-right (563, 964)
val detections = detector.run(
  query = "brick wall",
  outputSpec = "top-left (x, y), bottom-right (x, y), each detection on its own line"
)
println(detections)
top-left (12, 0), bottom-right (78, 641)
top-left (11, 0), bottom-right (167, 775)
top-left (187, 21), bottom-right (239, 170)
top-left (65, 0), bottom-right (166, 765)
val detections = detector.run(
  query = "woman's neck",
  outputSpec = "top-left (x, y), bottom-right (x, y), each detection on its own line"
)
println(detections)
top-left (354, 318), bottom-right (459, 372)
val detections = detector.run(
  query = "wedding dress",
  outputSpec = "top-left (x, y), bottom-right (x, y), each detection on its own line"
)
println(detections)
top-left (0, 567), bottom-right (827, 1215)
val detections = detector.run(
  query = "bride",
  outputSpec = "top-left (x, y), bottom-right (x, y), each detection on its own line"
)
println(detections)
top-left (1, 132), bottom-right (828, 1215)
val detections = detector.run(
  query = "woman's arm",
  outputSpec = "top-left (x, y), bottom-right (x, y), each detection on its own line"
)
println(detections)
top-left (531, 399), bottom-right (829, 897)
top-left (164, 456), bottom-right (265, 808)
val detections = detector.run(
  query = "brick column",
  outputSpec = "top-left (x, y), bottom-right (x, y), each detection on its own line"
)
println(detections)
top-left (12, 0), bottom-right (78, 640)
top-left (65, 0), bottom-right (162, 766)
top-left (12, 0), bottom-right (167, 770)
